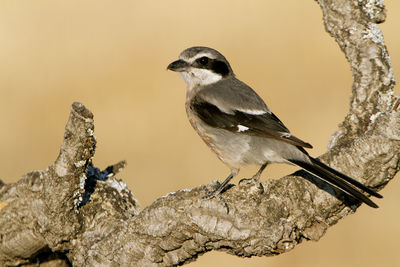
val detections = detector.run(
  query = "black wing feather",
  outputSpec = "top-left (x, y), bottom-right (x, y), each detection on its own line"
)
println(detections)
top-left (191, 96), bottom-right (312, 148)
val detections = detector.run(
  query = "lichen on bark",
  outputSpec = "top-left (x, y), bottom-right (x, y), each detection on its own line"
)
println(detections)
top-left (0, 0), bottom-right (398, 266)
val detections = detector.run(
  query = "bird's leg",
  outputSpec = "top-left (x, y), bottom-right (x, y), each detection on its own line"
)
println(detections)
top-left (251, 163), bottom-right (268, 180)
top-left (202, 171), bottom-right (238, 213)
top-left (203, 170), bottom-right (238, 199)
top-left (239, 163), bottom-right (268, 184)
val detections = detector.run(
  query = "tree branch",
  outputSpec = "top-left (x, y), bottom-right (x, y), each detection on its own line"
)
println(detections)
top-left (0, 0), bottom-right (398, 266)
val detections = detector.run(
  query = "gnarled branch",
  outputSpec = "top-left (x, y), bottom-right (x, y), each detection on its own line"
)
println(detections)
top-left (0, 0), bottom-right (398, 266)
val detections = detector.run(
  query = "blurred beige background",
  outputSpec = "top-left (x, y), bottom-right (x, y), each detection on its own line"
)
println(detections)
top-left (1, 1), bottom-right (399, 266)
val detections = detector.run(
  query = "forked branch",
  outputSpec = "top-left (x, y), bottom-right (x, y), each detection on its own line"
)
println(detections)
top-left (0, 0), bottom-right (398, 266)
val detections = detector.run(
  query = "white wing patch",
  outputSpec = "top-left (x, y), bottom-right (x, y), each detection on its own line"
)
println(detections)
top-left (237, 125), bottom-right (249, 132)
top-left (237, 109), bottom-right (268, 115)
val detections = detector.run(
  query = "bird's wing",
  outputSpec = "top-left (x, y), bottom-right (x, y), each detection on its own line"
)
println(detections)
top-left (191, 94), bottom-right (313, 149)
top-left (197, 77), bottom-right (270, 115)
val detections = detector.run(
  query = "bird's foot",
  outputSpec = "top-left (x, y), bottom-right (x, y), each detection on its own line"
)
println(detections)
top-left (202, 181), bottom-right (230, 213)
top-left (202, 180), bottom-right (221, 199)
top-left (238, 177), bottom-right (254, 184)
top-left (239, 177), bottom-right (264, 195)
top-left (239, 169), bottom-right (263, 185)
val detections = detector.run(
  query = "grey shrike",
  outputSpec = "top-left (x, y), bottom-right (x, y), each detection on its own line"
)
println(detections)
top-left (167, 46), bottom-right (382, 208)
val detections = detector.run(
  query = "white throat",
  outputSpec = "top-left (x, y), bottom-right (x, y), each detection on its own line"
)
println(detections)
top-left (180, 68), bottom-right (222, 91)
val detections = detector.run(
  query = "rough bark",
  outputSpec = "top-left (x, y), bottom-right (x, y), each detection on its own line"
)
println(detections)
top-left (0, 0), bottom-right (398, 266)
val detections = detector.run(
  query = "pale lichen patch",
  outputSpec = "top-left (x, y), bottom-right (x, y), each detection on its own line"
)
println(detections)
top-left (74, 160), bottom-right (87, 168)
top-left (370, 111), bottom-right (383, 123)
top-left (55, 164), bottom-right (68, 177)
top-left (359, 0), bottom-right (385, 21)
top-left (107, 179), bottom-right (128, 194)
top-left (362, 22), bottom-right (384, 45)
top-left (229, 226), bottom-right (250, 240)
top-left (87, 128), bottom-right (94, 136)
top-left (161, 188), bottom-right (192, 199)
top-left (79, 173), bottom-right (86, 190)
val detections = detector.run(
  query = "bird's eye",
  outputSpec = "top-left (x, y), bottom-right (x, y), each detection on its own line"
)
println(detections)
top-left (198, 57), bottom-right (209, 65)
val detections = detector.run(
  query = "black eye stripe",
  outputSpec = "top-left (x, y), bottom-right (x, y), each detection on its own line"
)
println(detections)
top-left (193, 57), bottom-right (230, 77)
top-left (211, 60), bottom-right (229, 76)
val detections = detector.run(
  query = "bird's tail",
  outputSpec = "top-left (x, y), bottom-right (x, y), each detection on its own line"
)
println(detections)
top-left (288, 157), bottom-right (382, 208)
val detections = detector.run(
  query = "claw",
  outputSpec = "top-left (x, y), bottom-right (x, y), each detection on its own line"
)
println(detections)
top-left (202, 183), bottom-right (230, 213)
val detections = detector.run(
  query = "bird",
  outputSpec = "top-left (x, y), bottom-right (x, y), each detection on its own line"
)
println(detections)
top-left (167, 46), bottom-right (382, 208)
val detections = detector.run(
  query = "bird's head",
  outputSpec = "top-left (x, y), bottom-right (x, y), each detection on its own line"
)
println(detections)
top-left (167, 46), bottom-right (234, 90)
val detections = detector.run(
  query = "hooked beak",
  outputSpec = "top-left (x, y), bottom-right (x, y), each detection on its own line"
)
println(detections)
top-left (167, 59), bottom-right (190, 72)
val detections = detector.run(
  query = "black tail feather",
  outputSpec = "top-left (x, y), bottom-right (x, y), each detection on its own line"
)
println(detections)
top-left (289, 158), bottom-right (381, 208)
top-left (309, 157), bottom-right (382, 198)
